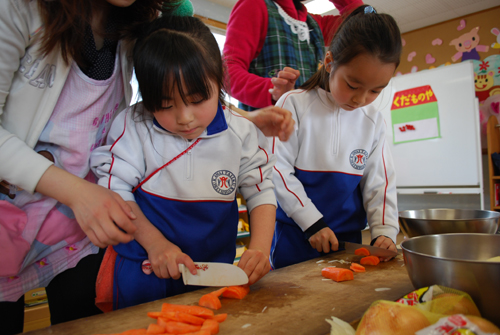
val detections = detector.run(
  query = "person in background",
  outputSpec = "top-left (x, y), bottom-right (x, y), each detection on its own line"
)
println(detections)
top-left (270, 5), bottom-right (402, 269)
top-left (91, 15), bottom-right (276, 310)
top-left (0, 0), bottom-right (290, 333)
top-left (223, 0), bottom-right (363, 111)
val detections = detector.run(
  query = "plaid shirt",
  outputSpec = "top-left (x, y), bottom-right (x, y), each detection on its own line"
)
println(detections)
top-left (239, 0), bottom-right (325, 111)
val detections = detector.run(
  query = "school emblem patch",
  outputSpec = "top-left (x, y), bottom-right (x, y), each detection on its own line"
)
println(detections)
top-left (349, 149), bottom-right (368, 170)
top-left (211, 170), bottom-right (236, 195)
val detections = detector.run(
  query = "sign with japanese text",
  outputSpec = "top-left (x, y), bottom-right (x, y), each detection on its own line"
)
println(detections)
top-left (390, 85), bottom-right (440, 144)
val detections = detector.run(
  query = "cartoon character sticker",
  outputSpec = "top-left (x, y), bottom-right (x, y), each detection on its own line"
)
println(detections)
top-left (450, 27), bottom-right (490, 62)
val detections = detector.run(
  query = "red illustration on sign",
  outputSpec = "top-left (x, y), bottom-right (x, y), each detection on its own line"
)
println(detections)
top-left (391, 85), bottom-right (437, 110)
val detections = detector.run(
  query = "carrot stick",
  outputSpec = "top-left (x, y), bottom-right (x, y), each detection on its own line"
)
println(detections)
top-left (161, 303), bottom-right (214, 318)
top-left (182, 331), bottom-right (211, 335)
top-left (209, 287), bottom-right (228, 297)
top-left (199, 293), bottom-right (222, 310)
top-left (354, 247), bottom-right (370, 256)
top-left (152, 311), bottom-right (205, 325)
top-left (360, 255), bottom-right (380, 266)
top-left (146, 323), bottom-right (166, 334)
top-left (211, 313), bottom-right (227, 323)
top-left (221, 285), bottom-right (250, 299)
top-left (321, 267), bottom-right (354, 282)
top-left (161, 320), bottom-right (202, 334)
top-left (350, 263), bottom-right (366, 273)
top-left (201, 319), bottom-right (219, 335)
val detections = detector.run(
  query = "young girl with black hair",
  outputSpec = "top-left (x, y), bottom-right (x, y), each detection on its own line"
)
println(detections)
top-left (270, 5), bottom-right (402, 269)
top-left (91, 15), bottom-right (277, 310)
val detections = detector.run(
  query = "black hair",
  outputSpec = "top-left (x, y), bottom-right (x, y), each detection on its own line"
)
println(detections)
top-left (133, 15), bottom-right (226, 113)
top-left (301, 4), bottom-right (402, 91)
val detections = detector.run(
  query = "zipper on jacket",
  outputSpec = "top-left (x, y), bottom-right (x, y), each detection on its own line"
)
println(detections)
top-left (331, 109), bottom-right (340, 156)
top-left (185, 141), bottom-right (194, 181)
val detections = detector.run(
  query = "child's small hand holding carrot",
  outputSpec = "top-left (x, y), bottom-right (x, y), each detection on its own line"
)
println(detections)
top-left (372, 235), bottom-right (398, 262)
top-left (238, 248), bottom-right (270, 285)
top-left (308, 227), bottom-right (338, 253)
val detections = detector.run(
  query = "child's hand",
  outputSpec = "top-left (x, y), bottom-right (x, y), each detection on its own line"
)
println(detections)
top-left (269, 67), bottom-right (300, 102)
top-left (145, 239), bottom-right (197, 279)
top-left (372, 235), bottom-right (398, 262)
top-left (237, 248), bottom-right (271, 285)
top-left (308, 227), bottom-right (338, 253)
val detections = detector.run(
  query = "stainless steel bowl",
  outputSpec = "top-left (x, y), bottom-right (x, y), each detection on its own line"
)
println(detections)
top-left (399, 208), bottom-right (500, 238)
top-left (401, 233), bottom-right (500, 326)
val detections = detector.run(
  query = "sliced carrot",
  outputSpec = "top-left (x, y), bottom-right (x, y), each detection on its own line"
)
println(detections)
top-left (201, 319), bottom-right (219, 335)
top-left (199, 293), bottom-right (222, 310)
top-left (209, 287), bottom-right (228, 297)
top-left (211, 313), bottom-right (227, 323)
top-left (146, 323), bottom-right (166, 334)
top-left (153, 311), bottom-right (205, 325)
top-left (354, 247), bottom-right (370, 256)
top-left (221, 285), bottom-right (250, 299)
top-left (161, 320), bottom-right (202, 334)
top-left (321, 267), bottom-right (354, 282)
top-left (350, 263), bottom-right (366, 273)
top-left (360, 255), bottom-right (380, 266)
top-left (182, 331), bottom-right (211, 335)
top-left (147, 311), bottom-right (162, 319)
top-left (161, 303), bottom-right (214, 318)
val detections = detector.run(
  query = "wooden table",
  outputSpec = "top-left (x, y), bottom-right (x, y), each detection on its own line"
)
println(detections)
top-left (25, 251), bottom-right (414, 335)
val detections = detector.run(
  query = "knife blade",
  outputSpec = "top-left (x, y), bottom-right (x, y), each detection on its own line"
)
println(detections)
top-left (178, 262), bottom-right (249, 287)
top-left (339, 241), bottom-right (398, 258)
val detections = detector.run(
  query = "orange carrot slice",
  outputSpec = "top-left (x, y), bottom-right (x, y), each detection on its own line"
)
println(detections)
top-left (354, 247), bottom-right (370, 256)
top-left (152, 311), bottom-right (205, 325)
top-left (160, 320), bottom-right (202, 334)
top-left (146, 323), bottom-right (165, 334)
top-left (221, 285), bottom-right (250, 299)
top-left (201, 319), bottom-right (219, 335)
top-left (209, 287), bottom-right (228, 297)
top-left (360, 255), bottom-right (380, 266)
top-left (198, 293), bottom-right (222, 310)
top-left (161, 303), bottom-right (214, 318)
top-left (211, 313), bottom-right (227, 323)
top-left (350, 263), bottom-right (366, 273)
top-left (321, 267), bottom-right (354, 282)
top-left (182, 331), bottom-right (211, 335)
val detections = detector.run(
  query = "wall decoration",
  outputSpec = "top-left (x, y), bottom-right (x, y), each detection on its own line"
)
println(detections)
top-left (450, 27), bottom-right (490, 62)
top-left (457, 19), bottom-right (467, 31)
top-left (390, 85), bottom-right (440, 144)
top-left (407, 51), bottom-right (417, 62)
top-left (492, 28), bottom-right (500, 49)
top-left (425, 54), bottom-right (436, 64)
top-left (431, 38), bottom-right (443, 46)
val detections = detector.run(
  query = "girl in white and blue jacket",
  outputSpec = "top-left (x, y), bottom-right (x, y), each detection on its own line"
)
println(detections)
top-left (91, 15), bottom-right (277, 310)
top-left (270, 5), bottom-right (402, 269)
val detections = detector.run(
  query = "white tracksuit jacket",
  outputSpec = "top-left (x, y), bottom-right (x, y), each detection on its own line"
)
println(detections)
top-left (270, 87), bottom-right (399, 269)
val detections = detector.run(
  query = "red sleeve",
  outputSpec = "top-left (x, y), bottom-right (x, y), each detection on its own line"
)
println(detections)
top-left (223, 0), bottom-right (274, 109)
top-left (310, 0), bottom-right (364, 46)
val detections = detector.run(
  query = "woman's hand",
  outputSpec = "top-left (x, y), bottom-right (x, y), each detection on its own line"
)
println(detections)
top-left (269, 67), bottom-right (300, 102)
top-left (236, 105), bottom-right (295, 141)
top-left (36, 165), bottom-right (137, 248)
top-left (308, 227), bottom-right (338, 253)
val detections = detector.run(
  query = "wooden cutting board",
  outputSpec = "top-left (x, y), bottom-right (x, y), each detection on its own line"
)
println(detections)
top-left (25, 251), bottom-right (414, 335)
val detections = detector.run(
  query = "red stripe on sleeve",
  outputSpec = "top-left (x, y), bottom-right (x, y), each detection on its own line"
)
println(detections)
top-left (273, 166), bottom-right (304, 207)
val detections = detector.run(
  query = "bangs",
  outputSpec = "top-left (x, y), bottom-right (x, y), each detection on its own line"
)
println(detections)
top-left (134, 29), bottom-right (218, 112)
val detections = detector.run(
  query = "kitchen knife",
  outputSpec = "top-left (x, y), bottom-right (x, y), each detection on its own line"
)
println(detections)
top-left (339, 241), bottom-right (398, 258)
top-left (178, 262), bottom-right (249, 286)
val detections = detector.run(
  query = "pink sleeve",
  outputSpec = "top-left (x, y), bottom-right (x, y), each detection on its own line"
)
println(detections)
top-left (223, 0), bottom-right (274, 109)
top-left (310, 0), bottom-right (364, 46)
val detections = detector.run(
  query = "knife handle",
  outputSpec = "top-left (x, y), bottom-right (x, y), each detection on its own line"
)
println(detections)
top-left (338, 241), bottom-right (345, 250)
top-left (178, 264), bottom-right (188, 285)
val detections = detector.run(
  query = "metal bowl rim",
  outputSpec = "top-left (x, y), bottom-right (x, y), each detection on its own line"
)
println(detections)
top-left (398, 208), bottom-right (500, 221)
top-left (400, 233), bottom-right (500, 264)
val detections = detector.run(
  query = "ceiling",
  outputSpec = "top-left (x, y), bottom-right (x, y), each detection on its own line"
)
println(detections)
top-left (202, 0), bottom-right (500, 33)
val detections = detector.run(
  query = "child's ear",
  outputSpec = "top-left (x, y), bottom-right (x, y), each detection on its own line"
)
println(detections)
top-left (324, 52), bottom-right (334, 73)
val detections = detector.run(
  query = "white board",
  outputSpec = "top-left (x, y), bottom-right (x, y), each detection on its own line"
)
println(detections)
top-left (374, 61), bottom-right (482, 194)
